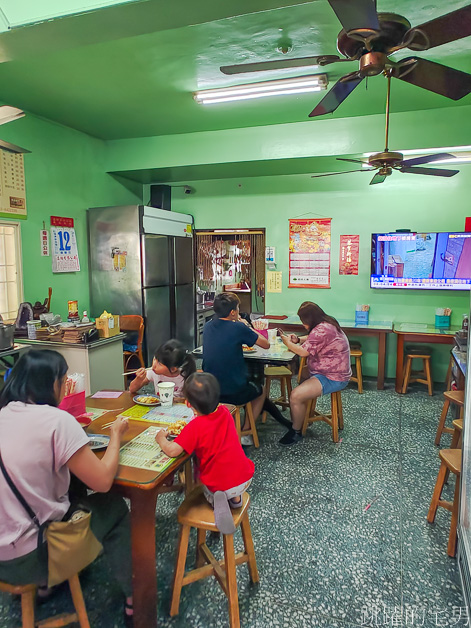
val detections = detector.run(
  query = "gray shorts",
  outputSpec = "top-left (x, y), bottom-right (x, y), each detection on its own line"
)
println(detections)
top-left (203, 479), bottom-right (253, 507)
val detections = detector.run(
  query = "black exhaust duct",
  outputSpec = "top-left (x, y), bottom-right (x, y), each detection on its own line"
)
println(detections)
top-left (149, 184), bottom-right (171, 211)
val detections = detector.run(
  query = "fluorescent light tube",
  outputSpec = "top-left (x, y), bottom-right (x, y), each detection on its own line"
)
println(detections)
top-left (0, 106), bottom-right (24, 126)
top-left (194, 75), bottom-right (328, 105)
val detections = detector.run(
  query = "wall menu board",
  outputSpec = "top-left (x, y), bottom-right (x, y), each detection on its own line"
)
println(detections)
top-left (0, 151), bottom-right (26, 219)
top-left (288, 218), bottom-right (331, 288)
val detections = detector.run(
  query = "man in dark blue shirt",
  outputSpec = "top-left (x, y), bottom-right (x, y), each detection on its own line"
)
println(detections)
top-left (203, 292), bottom-right (290, 445)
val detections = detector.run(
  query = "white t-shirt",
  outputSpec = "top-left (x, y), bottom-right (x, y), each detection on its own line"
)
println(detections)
top-left (146, 369), bottom-right (185, 396)
top-left (0, 402), bottom-right (89, 560)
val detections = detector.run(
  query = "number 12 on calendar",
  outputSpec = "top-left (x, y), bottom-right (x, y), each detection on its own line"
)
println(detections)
top-left (51, 226), bottom-right (80, 273)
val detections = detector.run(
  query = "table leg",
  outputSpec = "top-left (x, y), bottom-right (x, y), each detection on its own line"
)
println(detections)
top-left (128, 488), bottom-right (159, 628)
top-left (377, 332), bottom-right (386, 390)
top-left (395, 334), bottom-right (404, 394)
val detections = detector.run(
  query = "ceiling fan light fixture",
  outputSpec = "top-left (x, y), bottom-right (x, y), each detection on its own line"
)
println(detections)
top-left (194, 74), bottom-right (328, 105)
top-left (363, 145), bottom-right (471, 158)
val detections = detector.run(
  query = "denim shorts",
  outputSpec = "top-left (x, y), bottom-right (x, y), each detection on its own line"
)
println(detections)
top-left (311, 374), bottom-right (349, 395)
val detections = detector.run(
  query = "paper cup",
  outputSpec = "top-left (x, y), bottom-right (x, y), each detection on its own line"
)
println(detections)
top-left (158, 382), bottom-right (175, 407)
top-left (267, 328), bottom-right (277, 344)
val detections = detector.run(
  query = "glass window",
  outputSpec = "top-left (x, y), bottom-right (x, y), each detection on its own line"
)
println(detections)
top-left (0, 221), bottom-right (22, 320)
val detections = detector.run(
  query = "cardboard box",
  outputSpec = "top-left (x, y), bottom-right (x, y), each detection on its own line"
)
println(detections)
top-left (96, 315), bottom-right (120, 338)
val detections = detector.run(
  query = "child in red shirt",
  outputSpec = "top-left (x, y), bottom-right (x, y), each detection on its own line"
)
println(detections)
top-left (156, 372), bottom-right (254, 534)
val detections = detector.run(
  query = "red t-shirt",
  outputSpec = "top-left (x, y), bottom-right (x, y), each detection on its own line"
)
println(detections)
top-left (175, 405), bottom-right (255, 492)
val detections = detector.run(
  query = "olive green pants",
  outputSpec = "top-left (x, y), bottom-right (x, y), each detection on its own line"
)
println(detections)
top-left (0, 492), bottom-right (132, 597)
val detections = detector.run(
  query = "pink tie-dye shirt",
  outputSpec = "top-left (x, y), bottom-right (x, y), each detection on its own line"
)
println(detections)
top-left (302, 322), bottom-right (352, 381)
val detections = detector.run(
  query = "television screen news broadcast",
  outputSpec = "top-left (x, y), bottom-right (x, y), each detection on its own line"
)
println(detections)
top-left (370, 232), bottom-right (471, 290)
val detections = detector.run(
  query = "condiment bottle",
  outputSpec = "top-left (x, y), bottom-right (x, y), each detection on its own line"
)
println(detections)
top-left (463, 313), bottom-right (469, 332)
top-left (81, 311), bottom-right (90, 323)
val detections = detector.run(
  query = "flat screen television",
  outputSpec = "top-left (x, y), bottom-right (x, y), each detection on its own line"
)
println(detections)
top-left (371, 232), bottom-right (471, 290)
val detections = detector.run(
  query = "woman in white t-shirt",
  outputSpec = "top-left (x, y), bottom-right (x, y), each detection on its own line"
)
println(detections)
top-left (0, 350), bottom-right (133, 623)
top-left (129, 338), bottom-right (196, 398)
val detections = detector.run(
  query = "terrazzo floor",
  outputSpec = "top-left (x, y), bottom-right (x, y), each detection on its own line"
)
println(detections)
top-left (0, 378), bottom-right (466, 627)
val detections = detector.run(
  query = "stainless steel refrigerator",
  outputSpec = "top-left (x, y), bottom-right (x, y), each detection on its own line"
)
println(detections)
top-left (87, 205), bottom-right (195, 362)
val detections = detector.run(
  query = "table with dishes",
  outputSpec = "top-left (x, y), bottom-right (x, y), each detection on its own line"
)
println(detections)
top-left (193, 342), bottom-right (295, 365)
top-left (269, 316), bottom-right (393, 389)
top-left (86, 391), bottom-right (192, 628)
top-left (86, 391), bottom-right (235, 628)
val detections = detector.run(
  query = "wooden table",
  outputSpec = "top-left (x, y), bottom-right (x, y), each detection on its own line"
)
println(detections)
top-left (86, 391), bottom-right (191, 628)
top-left (193, 343), bottom-right (295, 366)
top-left (268, 316), bottom-right (393, 390)
top-left (394, 323), bottom-right (459, 393)
top-left (86, 392), bottom-right (236, 628)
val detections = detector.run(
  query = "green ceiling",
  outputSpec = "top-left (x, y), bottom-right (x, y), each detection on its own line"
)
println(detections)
top-left (0, 0), bottom-right (471, 140)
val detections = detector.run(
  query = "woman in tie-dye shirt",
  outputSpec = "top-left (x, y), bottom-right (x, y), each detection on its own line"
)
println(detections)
top-left (279, 302), bottom-right (351, 446)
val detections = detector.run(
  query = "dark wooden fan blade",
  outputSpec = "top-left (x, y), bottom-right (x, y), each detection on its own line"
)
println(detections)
top-left (401, 153), bottom-right (456, 167)
top-left (369, 172), bottom-right (387, 185)
top-left (399, 166), bottom-right (459, 177)
top-left (408, 5), bottom-right (471, 51)
top-left (392, 57), bottom-right (471, 100)
top-left (337, 157), bottom-right (368, 164)
top-left (309, 75), bottom-right (363, 117)
top-left (328, 0), bottom-right (379, 34)
top-left (0, 138), bottom-right (30, 154)
top-left (311, 168), bottom-right (371, 178)
top-left (220, 56), bottom-right (339, 75)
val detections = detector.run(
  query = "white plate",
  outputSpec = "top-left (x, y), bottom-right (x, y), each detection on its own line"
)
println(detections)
top-left (88, 434), bottom-right (110, 450)
top-left (133, 395), bottom-right (160, 406)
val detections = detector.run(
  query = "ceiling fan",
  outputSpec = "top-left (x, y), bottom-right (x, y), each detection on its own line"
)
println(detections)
top-left (0, 105), bottom-right (30, 154)
top-left (311, 71), bottom-right (460, 185)
top-left (220, 1), bottom-right (471, 117)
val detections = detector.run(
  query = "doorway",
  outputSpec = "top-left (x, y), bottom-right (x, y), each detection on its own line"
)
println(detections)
top-left (195, 229), bottom-right (266, 314)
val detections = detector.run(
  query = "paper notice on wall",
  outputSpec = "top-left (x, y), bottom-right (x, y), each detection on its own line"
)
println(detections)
top-left (339, 235), bottom-right (360, 275)
top-left (0, 151), bottom-right (26, 218)
top-left (267, 271), bottom-right (282, 293)
top-left (288, 218), bottom-right (331, 288)
top-left (51, 226), bottom-right (80, 272)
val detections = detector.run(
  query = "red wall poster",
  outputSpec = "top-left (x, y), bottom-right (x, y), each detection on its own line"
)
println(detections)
top-left (289, 218), bottom-right (331, 288)
top-left (339, 235), bottom-right (360, 275)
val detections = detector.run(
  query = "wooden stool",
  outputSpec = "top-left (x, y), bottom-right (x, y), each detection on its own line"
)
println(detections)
top-left (234, 402), bottom-right (259, 448)
top-left (170, 486), bottom-right (259, 628)
top-left (261, 366), bottom-right (292, 423)
top-left (427, 448), bottom-right (461, 557)
top-left (120, 314), bottom-right (145, 388)
top-left (302, 391), bottom-right (344, 443)
top-left (450, 419), bottom-right (463, 449)
top-left (401, 345), bottom-right (433, 395)
top-left (297, 355), bottom-right (308, 385)
top-left (435, 390), bottom-right (465, 446)
top-left (445, 353), bottom-right (454, 391)
top-left (349, 342), bottom-right (363, 394)
top-left (0, 573), bottom-right (90, 628)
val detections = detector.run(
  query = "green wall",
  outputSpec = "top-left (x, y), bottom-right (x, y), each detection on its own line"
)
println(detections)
top-left (121, 105), bottom-right (471, 383)
top-left (0, 114), bottom-right (142, 320)
top-left (166, 169), bottom-right (470, 381)
top-left (1, 101), bottom-right (468, 383)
